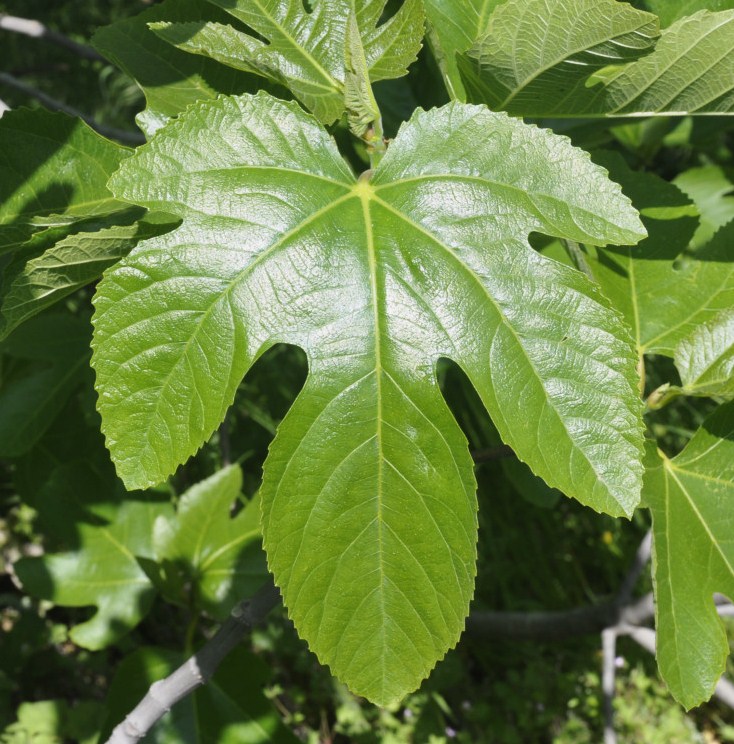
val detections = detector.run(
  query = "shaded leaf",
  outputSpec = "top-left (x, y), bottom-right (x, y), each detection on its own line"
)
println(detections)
top-left (641, 0), bottom-right (734, 27)
top-left (92, 93), bottom-right (645, 704)
top-left (152, 0), bottom-right (424, 124)
top-left (580, 152), bottom-right (734, 357)
top-left (422, 0), bottom-right (504, 99)
top-left (459, 0), bottom-right (659, 114)
top-left (92, 0), bottom-right (264, 136)
top-left (674, 165), bottom-right (734, 249)
top-left (0, 314), bottom-right (91, 457)
top-left (0, 213), bottom-right (177, 341)
top-left (645, 401), bottom-right (734, 708)
top-left (153, 465), bottom-right (267, 619)
top-left (0, 108), bottom-right (130, 255)
top-left (461, 6), bottom-right (734, 117)
top-left (15, 493), bottom-right (172, 650)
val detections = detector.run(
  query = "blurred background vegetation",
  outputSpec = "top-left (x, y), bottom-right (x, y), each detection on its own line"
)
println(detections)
top-left (1, 0), bottom-right (734, 742)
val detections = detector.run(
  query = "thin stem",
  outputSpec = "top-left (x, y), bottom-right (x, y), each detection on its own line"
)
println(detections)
top-left (366, 115), bottom-right (387, 169)
top-left (0, 14), bottom-right (104, 61)
top-left (563, 239), bottom-right (595, 280)
top-left (0, 72), bottom-right (143, 145)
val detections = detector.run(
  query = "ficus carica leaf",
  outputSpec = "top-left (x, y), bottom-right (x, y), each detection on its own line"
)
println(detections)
top-left (91, 92), bottom-right (645, 704)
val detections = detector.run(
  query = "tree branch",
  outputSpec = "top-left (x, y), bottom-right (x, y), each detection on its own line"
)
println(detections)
top-left (0, 72), bottom-right (144, 145)
top-left (601, 628), bottom-right (618, 744)
top-left (622, 625), bottom-right (734, 709)
top-left (105, 580), bottom-right (281, 744)
top-left (0, 15), bottom-right (104, 61)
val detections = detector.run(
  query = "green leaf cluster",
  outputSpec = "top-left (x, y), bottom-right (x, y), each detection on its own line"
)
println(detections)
top-left (2, 0), bottom-right (734, 730)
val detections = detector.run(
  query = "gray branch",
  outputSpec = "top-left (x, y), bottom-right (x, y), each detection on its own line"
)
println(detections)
top-left (622, 625), bottom-right (734, 710)
top-left (0, 72), bottom-right (144, 145)
top-left (602, 628), bottom-right (618, 744)
top-left (0, 14), bottom-right (103, 61)
top-left (105, 581), bottom-right (281, 744)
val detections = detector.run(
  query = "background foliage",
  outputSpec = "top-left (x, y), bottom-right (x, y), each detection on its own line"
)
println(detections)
top-left (1, 0), bottom-right (734, 742)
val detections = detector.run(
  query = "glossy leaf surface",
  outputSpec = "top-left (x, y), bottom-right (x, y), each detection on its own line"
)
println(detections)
top-left (92, 92), bottom-right (645, 704)
top-left (458, 0), bottom-right (659, 114)
top-left (461, 7), bottom-right (734, 117)
top-left (153, 465), bottom-right (267, 619)
top-left (152, 0), bottom-right (424, 124)
top-left (646, 402), bottom-right (734, 708)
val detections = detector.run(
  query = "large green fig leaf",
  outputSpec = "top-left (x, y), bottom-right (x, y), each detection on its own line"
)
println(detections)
top-left (151, 0), bottom-right (424, 124)
top-left (460, 5), bottom-right (734, 116)
top-left (92, 92), bottom-right (645, 704)
top-left (645, 401), bottom-right (734, 708)
top-left (153, 464), bottom-right (268, 619)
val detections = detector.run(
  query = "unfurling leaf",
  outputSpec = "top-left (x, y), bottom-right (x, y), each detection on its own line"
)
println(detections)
top-left (92, 92), bottom-right (645, 704)
top-left (151, 0), bottom-right (425, 124)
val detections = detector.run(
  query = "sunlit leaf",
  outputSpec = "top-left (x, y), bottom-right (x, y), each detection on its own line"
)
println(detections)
top-left (91, 92), bottom-right (645, 704)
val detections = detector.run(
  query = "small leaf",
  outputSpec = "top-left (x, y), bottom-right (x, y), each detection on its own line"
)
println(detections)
top-left (15, 494), bottom-right (173, 649)
top-left (344, 12), bottom-right (381, 138)
top-left (674, 165), bottom-right (734, 249)
top-left (461, 6), bottom-right (734, 117)
top-left (92, 93), bottom-right (645, 703)
top-left (581, 152), bottom-right (734, 357)
top-left (458, 0), bottom-right (659, 114)
top-left (0, 109), bottom-right (130, 255)
top-left (0, 214), bottom-right (176, 341)
top-left (645, 401), bottom-right (734, 708)
top-left (676, 309), bottom-right (734, 399)
top-left (153, 465), bottom-right (267, 619)
top-left (152, 0), bottom-right (424, 123)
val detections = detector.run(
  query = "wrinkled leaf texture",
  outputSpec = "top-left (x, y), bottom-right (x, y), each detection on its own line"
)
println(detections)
top-left (92, 93), bottom-right (645, 704)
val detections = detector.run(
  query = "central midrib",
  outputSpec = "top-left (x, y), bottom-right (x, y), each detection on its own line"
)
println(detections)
top-left (359, 188), bottom-right (388, 693)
